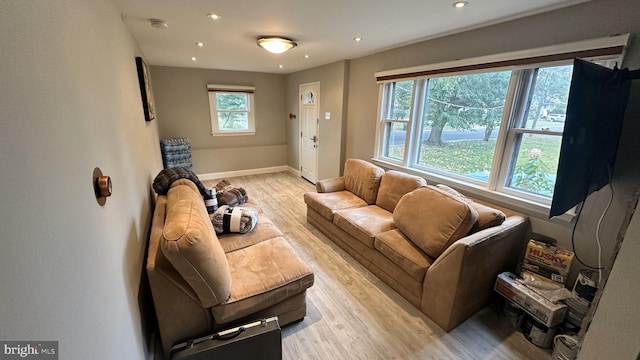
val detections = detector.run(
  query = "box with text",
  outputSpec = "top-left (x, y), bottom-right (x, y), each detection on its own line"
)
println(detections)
top-left (495, 272), bottom-right (567, 327)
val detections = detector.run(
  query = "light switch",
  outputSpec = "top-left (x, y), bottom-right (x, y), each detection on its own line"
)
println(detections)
top-left (324, 112), bottom-right (331, 120)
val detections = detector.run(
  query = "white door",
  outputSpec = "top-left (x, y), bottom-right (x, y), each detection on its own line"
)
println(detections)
top-left (300, 82), bottom-right (319, 183)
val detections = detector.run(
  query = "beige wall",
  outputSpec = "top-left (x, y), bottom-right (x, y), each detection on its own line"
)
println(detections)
top-left (151, 66), bottom-right (287, 174)
top-left (285, 61), bottom-right (349, 179)
top-left (0, 1), bottom-right (163, 359)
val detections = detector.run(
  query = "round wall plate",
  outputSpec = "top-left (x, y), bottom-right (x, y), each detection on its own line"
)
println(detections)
top-left (92, 167), bottom-right (111, 206)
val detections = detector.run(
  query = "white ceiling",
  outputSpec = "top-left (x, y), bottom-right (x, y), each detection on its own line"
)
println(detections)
top-left (114, 0), bottom-right (588, 74)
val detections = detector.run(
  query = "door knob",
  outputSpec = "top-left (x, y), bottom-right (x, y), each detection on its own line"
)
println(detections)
top-left (311, 135), bottom-right (317, 142)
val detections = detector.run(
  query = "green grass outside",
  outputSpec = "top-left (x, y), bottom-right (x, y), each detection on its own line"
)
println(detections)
top-left (389, 136), bottom-right (561, 176)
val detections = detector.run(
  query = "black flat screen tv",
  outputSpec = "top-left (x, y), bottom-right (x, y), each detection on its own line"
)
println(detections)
top-left (549, 59), bottom-right (632, 218)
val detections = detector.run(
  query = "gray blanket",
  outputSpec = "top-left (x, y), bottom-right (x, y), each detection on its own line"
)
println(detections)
top-left (210, 205), bottom-right (258, 234)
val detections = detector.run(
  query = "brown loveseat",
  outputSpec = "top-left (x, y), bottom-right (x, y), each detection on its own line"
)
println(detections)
top-left (304, 159), bottom-right (530, 331)
top-left (147, 179), bottom-right (314, 357)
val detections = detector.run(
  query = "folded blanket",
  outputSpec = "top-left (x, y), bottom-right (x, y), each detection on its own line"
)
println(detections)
top-left (214, 179), bottom-right (231, 193)
top-left (210, 206), bottom-right (258, 234)
top-left (218, 187), bottom-right (249, 207)
top-left (153, 167), bottom-right (209, 197)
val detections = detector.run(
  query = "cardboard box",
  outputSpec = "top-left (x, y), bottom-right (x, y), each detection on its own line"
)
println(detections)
top-left (495, 272), bottom-right (567, 327)
top-left (521, 240), bottom-right (574, 286)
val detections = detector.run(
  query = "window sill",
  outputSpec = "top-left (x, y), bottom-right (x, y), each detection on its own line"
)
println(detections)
top-left (210, 131), bottom-right (256, 137)
top-left (371, 158), bottom-right (574, 223)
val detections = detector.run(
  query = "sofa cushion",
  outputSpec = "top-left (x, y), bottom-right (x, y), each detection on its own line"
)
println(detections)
top-left (393, 186), bottom-right (478, 258)
top-left (161, 183), bottom-right (231, 308)
top-left (435, 184), bottom-right (506, 233)
top-left (375, 229), bottom-right (434, 282)
top-left (304, 191), bottom-right (368, 221)
top-left (217, 215), bottom-right (283, 253)
top-left (333, 206), bottom-right (395, 248)
top-left (375, 170), bottom-right (427, 213)
top-left (343, 159), bottom-right (385, 205)
top-left (211, 237), bottom-right (315, 324)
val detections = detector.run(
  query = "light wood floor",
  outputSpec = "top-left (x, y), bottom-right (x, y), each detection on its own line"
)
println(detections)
top-left (203, 172), bottom-right (552, 360)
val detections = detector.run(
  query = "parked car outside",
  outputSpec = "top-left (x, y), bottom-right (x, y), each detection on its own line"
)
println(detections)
top-left (546, 113), bottom-right (566, 122)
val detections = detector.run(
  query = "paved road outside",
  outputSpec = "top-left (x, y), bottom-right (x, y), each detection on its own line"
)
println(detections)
top-left (389, 124), bottom-right (564, 145)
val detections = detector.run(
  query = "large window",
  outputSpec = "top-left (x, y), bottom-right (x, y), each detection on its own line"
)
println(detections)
top-left (374, 35), bottom-right (627, 208)
top-left (207, 84), bottom-right (255, 136)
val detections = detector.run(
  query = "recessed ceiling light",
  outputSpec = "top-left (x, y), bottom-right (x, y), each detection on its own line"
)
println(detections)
top-left (279, 65), bottom-right (284, 69)
top-left (304, 54), bottom-right (310, 59)
top-left (353, 37), bottom-right (362, 42)
top-left (207, 13), bottom-right (221, 20)
top-left (191, 57), bottom-right (197, 61)
top-left (452, 1), bottom-right (468, 8)
top-left (196, 42), bottom-right (204, 47)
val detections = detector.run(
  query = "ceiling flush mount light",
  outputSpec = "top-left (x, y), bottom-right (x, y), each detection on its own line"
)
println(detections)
top-left (196, 42), bottom-right (204, 47)
top-left (257, 36), bottom-right (297, 54)
top-left (452, 1), bottom-right (468, 8)
top-left (149, 18), bottom-right (168, 29)
top-left (191, 57), bottom-right (197, 61)
top-left (207, 13), bottom-right (221, 20)
top-left (353, 37), bottom-right (362, 42)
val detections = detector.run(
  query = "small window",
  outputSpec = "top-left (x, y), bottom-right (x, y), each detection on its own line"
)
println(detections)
top-left (303, 90), bottom-right (315, 104)
top-left (207, 84), bottom-right (255, 136)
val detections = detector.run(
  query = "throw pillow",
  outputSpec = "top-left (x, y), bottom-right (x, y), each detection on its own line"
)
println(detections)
top-left (393, 186), bottom-right (478, 258)
top-left (435, 184), bottom-right (506, 232)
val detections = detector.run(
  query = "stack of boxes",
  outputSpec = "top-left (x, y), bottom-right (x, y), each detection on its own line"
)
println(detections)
top-left (494, 240), bottom-right (575, 348)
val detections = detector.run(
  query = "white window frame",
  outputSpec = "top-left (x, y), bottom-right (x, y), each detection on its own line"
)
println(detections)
top-left (207, 84), bottom-right (255, 136)
top-left (373, 34), bottom-right (629, 219)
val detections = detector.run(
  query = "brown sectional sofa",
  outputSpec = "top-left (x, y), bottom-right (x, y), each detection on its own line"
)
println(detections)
top-left (147, 179), bottom-right (314, 357)
top-left (304, 159), bottom-right (530, 331)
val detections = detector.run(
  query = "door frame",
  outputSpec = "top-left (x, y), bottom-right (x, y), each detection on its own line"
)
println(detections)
top-left (298, 81), bottom-right (320, 183)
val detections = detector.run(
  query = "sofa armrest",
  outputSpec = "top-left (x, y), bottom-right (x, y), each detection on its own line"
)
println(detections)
top-left (420, 215), bottom-right (530, 331)
top-left (316, 177), bottom-right (345, 193)
top-left (147, 195), bottom-right (215, 357)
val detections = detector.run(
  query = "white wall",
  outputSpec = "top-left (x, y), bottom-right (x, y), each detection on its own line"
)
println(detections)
top-left (0, 1), bottom-right (162, 359)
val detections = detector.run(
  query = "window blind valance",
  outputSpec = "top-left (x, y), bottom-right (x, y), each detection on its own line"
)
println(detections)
top-left (375, 34), bottom-right (629, 83)
top-left (207, 84), bottom-right (255, 93)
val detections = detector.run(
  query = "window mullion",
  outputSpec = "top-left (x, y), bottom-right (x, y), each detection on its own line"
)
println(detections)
top-left (496, 69), bottom-right (535, 192)
top-left (374, 85), bottom-right (386, 159)
top-left (406, 80), bottom-right (424, 167)
top-left (487, 72), bottom-right (521, 191)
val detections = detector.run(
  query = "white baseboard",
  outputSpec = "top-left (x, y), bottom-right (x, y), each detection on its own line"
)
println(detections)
top-left (287, 166), bottom-right (300, 177)
top-left (198, 165), bottom-right (291, 181)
